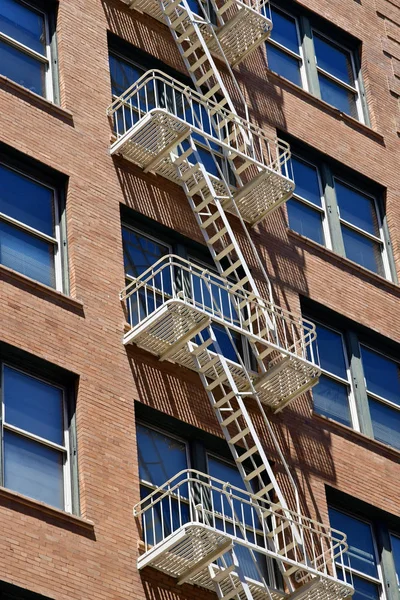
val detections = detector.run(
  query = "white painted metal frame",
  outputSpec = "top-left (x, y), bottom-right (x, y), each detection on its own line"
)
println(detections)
top-left (0, 0), bottom-right (54, 101)
top-left (134, 468), bottom-right (353, 599)
top-left (289, 154), bottom-right (332, 249)
top-left (267, 4), bottom-right (308, 91)
top-left (310, 319), bottom-right (359, 431)
top-left (331, 509), bottom-right (386, 600)
top-left (0, 161), bottom-right (63, 292)
top-left (311, 29), bottom-right (364, 123)
top-left (1, 363), bottom-right (72, 513)
top-left (333, 177), bottom-right (392, 281)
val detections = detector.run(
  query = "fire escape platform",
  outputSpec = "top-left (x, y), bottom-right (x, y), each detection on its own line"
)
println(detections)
top-left (121, 0), bottom-right (272, 67)
top-left (122, 291), bottom-right (320, 410)
top-left (137, 523), bottom-right (286, 600)
top-left (110, 106), bottom-right (293, 226)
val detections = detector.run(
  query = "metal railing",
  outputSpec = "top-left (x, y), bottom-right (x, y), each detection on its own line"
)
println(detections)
top-left (134, 469), bottom-right (352, 587)
top-left (120, 255), bottom-right (318, 363)
top-left (107, 70), bottom-right (292, 179)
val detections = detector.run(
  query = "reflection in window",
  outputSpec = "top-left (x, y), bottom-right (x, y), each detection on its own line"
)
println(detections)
top-left (328, 508), bottom-right (383, 600)
top-left (0, 163), bottom-right (61, 289)
top-left (286, 156), bottom-right (325, 245)
top-left (267, 8), bottom-right (303, 86)
top-left (360, 346), bottom-right (400, 450)
top-left (309, 323), bottom-right (352, 427)
top-left (2, 365), bottom-right (69, 510)
top-left (0, 0), bottom-right (53, 98)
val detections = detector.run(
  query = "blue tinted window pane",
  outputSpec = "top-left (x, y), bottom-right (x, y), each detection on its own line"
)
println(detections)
top-left (4, 431), bottom-right (64, 509)
top-left (328, 508), bottom-right (378, 578)
top-left (287, 199), bottom-right (324, 245)
top-left (0, 164), bottom-right (54, 236)
top-left (270, 8), bottom-right (300, 54)
top-left (109, 53), bottom-right (144, 97)
top-left (319, 74), bottom-right (358, 118)
top-left (314, 324), bottom-right (347, 378)
top-left (342, 225), bottom-right (384, 276)
top-left (314, 34), bottom-right (354, 85)
top-left (390, 534), bottom-right (400, 589)
top-left (4, 366), bottom-right (63, 444)
top-left (122, 228), bottom-right (169, 279)
top-left (266, 44), bottom-right (302, 86)
top-left (369, 398), bottom-right (400, 450)
top-left (0, 39), bottom-right (45, 96)
top-left (292, 158), bottom-right (322, 206)
top-left (0, 221), bottom-right (55, 287)
top-left (313, 374), bottom-right (351, 426)
top-left (335, 182), bottom-right (379, 236)
top-left (361, 346), bottom-right (400, 406)
top-left (137, 425), bottom-right (188, 488)
top-left (0, 0), bottom-right (46, 54)
top-left (351, 574), bottom-right (381, 600)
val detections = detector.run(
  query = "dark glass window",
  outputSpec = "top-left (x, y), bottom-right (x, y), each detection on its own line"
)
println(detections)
top-left (267, 7), bottom-right (302, 86)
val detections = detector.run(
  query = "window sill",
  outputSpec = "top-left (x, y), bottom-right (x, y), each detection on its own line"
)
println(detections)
top-left (0, 486), bottom-right (95, 535)
top-left (287, 229), bottom-right (400, 295)
top-left (267, 70), bottom-right (384, 145)
top-left (312, 412), bottom-right (400, 461)
top-left (0, 75), bottom-right (74, 125)
top-left (1, 264), bottom-right (85, 315)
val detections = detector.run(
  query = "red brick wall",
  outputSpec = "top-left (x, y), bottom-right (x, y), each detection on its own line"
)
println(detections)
top-left (0, 0), bottom-right (399, 598)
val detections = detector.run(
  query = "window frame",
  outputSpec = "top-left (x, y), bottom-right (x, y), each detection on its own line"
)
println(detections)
top-left (0, 361), bottom-right (73, 513)
top-left (266, 2), bottom-right (367, 123)
top-left (267, 4), bottom-right (308, 90)
top-left (311, 319), bottom-right (359, 430)
top-left (388, 532), bottom-right (400, 591)
top-left (0, 0), bottom-right (55, 101)
top-left (0, 159), bottom-right (64, 291)
top-left (285, 148), bottom-right (394, 282)
top-left (328, 506), bottom-right (387, 600)
top-left (305, 304), bottom-right (400, 453)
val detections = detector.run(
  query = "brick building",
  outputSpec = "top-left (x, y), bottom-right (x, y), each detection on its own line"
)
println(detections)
top-left (0, 0), bottom-right (400, 600)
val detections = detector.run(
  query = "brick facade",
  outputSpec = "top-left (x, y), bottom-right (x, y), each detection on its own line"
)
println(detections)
top-left (0, 0), bottom-right (399, 598)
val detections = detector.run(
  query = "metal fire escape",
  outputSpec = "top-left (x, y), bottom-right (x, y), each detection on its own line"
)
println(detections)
top-left (108, 2), bottom-right (354, 600)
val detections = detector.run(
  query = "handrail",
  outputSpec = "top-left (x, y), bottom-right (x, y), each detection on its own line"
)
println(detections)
top-left (107, 70), bottom-right (292, 178)
top-left (134, 469), bottom-right (351, 583)
top-left (120, 254), bottom-right (318, 362)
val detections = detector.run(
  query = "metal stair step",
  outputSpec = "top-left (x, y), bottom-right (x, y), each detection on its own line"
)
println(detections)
top-left (236, 445), bottom-right (258, 463)
top-left (208, 227), bottom-right (228, 246)
top-left (221, 259), bottom-right (242, 278)
top-left (221, 586), bottom-right (243, 600)
top-left (204, 83), bottom-right (223, 100)
top-left (183, 39), bottom-right (203, 57)
top-left (191, 337), bottom-right (213, 355)
top-left (189, 53), bottom-right (209, 72)
top-left (201, 210), bottom-right (221, 229)
top-left (174, 148), bottom-right (195, 166)
top-left (216, 0), bottom-right (236, 16)
top-left (164, 0), bottom-right (183, 15)
top-left (215, 243), bottom-right (235, 262)
top-left (254, 482), bottom-right (275, 498)
top-left (229, 427), bottom-right (250, 445)
top-left (181, 164), bottom-right (203, 181)
top-left (214, 390), bottom-right (237, 408)
top-left (277, 541), bottom-right (297, 554)
top-left (229, 277), bottom-right (249, 294)
top-left (176, 25), bottom-right (195, 43)
top-left (268, 520), bottom-right (291, 538)
top-left (199, 355), bottom-right (220, 373)
top-left (196, 69), bottom-right (214, 86)
top-left (211, 564), bottom-right (236, 583)
top-left (193, 195), bottom-right (213, 212)
top-left (221, 408), bottom-right (243, 427)
top-left (170, 12), bottom-right (190, 29)
top-left (206, 373), bottom-right (228, 391)
top-left (244, 464), bottom-right (266, 481)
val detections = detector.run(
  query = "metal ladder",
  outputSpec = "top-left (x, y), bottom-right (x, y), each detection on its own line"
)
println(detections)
top-left (158, 0), bottom-right (312, 593)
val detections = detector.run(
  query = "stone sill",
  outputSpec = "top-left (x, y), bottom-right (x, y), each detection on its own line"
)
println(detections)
top-left (0, 486), bottom-right (94, 534)
top-left (288, 229), bottom-right (400, 295)
top-left (0, 75), bottom-right (74, 125)
top-left (313, 412), bottom-right (400, 461)
top-left (1, 264), bottom-right (85, 314)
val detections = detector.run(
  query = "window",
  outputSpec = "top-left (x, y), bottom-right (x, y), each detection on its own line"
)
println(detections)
top-left (285, 149), bottom-right (392, 280)
top-left (306, 308), bottom-right (400, 453)
top-left (328, 507), bottom-right (385, 600)
top-left (121, 219), bottom-right (250, 368)
top-left (389, 534), bottom-right (400, 591)
top-left (0, 161), bottom-right (64, 290)
top-left (266, 7), bottom-right (304, 88)
top-left (308, 322), bottom-right (354, 428)
top-left (360, 346), bottom-right (400, 452)
top-left (1, 363), bottom-right (73, 511)
top-left (0, 0), bottom-right (55, 99)
top-left (266, 3), bottom-right (366, 122)
top-left (136, 419), bottom-right (278, 588)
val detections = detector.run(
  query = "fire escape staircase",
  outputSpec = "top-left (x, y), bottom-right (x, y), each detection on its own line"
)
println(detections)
top-left (109, 2), bottom-right (355, 600)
